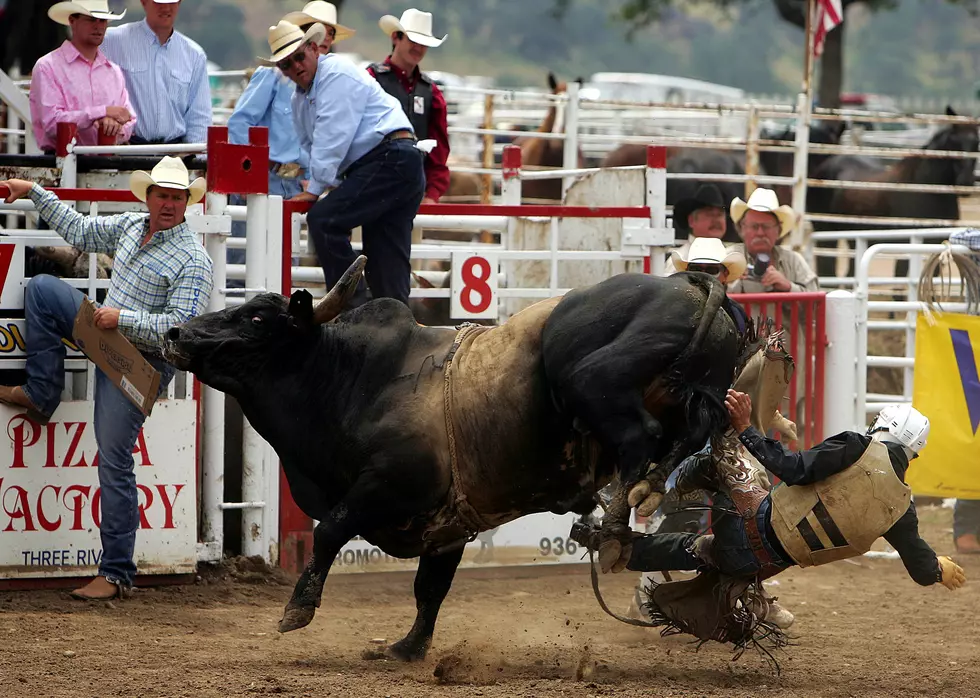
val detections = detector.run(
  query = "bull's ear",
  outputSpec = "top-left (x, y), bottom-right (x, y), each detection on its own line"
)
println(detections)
top-left (286, 290), bottom-right (314, 331)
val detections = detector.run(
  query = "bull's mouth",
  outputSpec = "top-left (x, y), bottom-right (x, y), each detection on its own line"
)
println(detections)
top-left (163, 339), bottom-right (192, 370)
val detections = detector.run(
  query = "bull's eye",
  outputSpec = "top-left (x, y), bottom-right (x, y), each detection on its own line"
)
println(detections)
top-left (251, 316), bottom-right (264, 325)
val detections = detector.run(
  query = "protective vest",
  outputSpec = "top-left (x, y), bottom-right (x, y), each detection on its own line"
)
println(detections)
top-left (769, 440), bottom-right (910, 567)
top-left (370, 62), bottom-right (432, 140)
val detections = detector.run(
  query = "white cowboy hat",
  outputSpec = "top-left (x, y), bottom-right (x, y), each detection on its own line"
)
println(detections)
top-left (130, 156), bottom-right (206, 206)
top-left (257, 20), bottom-right (327, 67)
top-left (730, 187), bottom-right (798, 240)
top-left (48, 0), bottom-right (126, 26)
top-left (282, 1), bottom-right (355, 42)
top-left (379, 8), bottom-right (446, 48)
top-left (670, 237), bottom-right (747, 279)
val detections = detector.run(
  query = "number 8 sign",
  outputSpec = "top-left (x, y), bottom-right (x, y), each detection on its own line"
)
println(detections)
top-left (450, 251), bottom-right (498, 320)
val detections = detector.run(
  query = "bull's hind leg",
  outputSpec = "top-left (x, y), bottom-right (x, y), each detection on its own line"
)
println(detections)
top-left (388, 546), bottom-right (465, 661)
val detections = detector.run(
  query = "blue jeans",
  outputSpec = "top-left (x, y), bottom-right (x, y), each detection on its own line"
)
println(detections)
top-left (628, 496), bottom-right (791, 577)
top-left (306, 138), bottom-right (425, 306)
top-left (228, 171), bottom-right (304, 287)
top-left (954, 499), bottom-right (980, 540)
top-left (22, 275), bottom-right (175, 586)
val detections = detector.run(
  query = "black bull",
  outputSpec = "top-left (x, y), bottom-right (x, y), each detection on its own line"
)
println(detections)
top-left (164, 257), bottom-right (740, 661)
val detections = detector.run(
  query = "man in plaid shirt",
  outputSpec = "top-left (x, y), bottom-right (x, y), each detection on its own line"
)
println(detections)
top-left (1, 156), bottom-right (213, 600)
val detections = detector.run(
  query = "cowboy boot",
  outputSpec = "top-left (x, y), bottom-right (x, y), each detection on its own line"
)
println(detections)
top-left (70, 576), bottom-right (129, 601)
top-left (0, 385), bottom-right (49, 425)
top-left (955, 533), bottom-right (980, 554)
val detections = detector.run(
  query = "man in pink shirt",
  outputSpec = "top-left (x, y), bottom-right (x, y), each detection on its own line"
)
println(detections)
top-left (30, 0), bottom-right (136, 153)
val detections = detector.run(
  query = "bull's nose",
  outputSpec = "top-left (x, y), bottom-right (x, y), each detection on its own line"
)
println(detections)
top-left (167, 327), bottom-right (182, 341)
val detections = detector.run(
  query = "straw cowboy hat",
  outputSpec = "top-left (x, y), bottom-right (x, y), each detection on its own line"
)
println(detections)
top-left (48, 0), bottom-right (126, 26)
top-left (670, 237), bottom-right (747, 279)
top-left (257, 20), bottom-right (327, 67)
top-left (130, 156), bottom-right (206, 206)
top-left (283, 1), bottom-right (355, 42)
top-left (729, 187), bottom-right (798, 240)
top-left (379, 8), bottom-right (447, 47)
top-left (673, 183), bottom-right (726, 226)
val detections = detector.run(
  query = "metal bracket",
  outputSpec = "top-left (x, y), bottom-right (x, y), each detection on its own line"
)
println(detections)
top-left (186, 213), bottom-right (232, 234)
top-left (621, 221), bottom-right (675, 259)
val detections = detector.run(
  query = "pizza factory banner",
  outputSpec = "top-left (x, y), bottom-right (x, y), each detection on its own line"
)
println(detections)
top-left (909, 312), bottom-right (980, 498)
top-left (0, 401), bottom-right (198, 580)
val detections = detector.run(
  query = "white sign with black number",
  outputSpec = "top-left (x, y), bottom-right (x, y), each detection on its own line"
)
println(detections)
top-left (450, 251), bottom-right (498, 320)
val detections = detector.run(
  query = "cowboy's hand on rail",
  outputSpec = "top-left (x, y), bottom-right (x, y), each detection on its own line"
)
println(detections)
top-left (725, 389), bottom-right (752, 433)
top-left (938, 556), bottom-right (966, 590)
top-left (99, 118), bottom-right (121, 138)
top-left (105, 106), bottom-right (133, 124)
top-left (93, 307), bottom-right (121, 330)
top-left (761, 266), bottom-right (791, 292)
top-left (0, 179), bottom-right (33, 204)
top-left (289, 192), bottom-right (319, 203)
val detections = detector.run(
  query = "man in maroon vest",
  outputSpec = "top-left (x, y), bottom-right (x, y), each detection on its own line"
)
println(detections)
top-left (368, 8), bottom-right (449, 205)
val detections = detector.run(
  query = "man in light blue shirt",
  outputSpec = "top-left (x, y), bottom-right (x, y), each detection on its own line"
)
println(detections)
top-left (101, 0), bottom-right (211, 144)
top-left (261, 20), bottom-right (424, 307)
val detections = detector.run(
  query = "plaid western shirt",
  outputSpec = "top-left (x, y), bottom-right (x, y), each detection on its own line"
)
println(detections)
top-left (29, 184), bottom-right (213, 352)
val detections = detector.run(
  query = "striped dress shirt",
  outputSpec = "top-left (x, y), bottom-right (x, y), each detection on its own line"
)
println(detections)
top-left (29, 41), bottom-right (137, 151)
top-left (101, 20), bottom-right (212, 144)
top-left (29, 184), bottom-right (214, 352)
top-left (227, 67), bottom-right (308, 171)
top-left (293, 54), bottom-right (413, 196)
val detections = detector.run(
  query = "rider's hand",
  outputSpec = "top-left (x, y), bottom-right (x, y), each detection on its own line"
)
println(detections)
top-left (725, 389), bottom-right (752, 433)
top-left (0, 179), bottom-right (34, 204)
top-left (938, 556), bottom-right (966, 590)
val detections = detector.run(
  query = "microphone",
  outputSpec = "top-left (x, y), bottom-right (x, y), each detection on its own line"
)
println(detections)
top-left (752, 253), bottom-right (771, 278)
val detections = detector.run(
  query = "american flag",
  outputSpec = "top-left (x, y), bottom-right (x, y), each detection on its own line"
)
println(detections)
top-left (813, 0), bottom-right (844, 58)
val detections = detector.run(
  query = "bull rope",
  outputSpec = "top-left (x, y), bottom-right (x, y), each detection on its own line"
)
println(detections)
top-left (442, 323), bottom-right (496, 537)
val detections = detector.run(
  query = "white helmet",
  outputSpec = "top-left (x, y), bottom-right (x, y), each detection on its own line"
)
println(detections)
top-left (867, 404), bottom-right (930, 458)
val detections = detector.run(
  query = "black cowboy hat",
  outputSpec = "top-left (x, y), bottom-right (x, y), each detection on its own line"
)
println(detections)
top-left (673, 184), bottom-right (727, 228)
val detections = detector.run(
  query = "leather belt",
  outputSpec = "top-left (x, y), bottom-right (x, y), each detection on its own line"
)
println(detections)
top-left (383, 129), bottom-right (416, 143)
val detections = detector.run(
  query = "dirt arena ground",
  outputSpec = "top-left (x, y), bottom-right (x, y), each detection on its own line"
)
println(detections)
top-left (1, 505), bottom-right (978, 698)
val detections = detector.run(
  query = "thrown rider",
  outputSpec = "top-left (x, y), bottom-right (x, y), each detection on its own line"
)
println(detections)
top-left (579, 390), bottom-right (966, 644)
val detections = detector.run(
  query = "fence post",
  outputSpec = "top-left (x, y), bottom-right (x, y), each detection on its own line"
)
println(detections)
top-left (790, 92), bottom-right (811, 252)
top-left (645, 145), bottom-right (668, 275)
top-left (562, 80), bottom-right (580, 199)
top-left (200, 191), bottom-right (228, 562)
top-left (241, 192), bottom-right (270, 559)
top-left (481, 93), bottom-right (495, 206)
top-left (824, 290), bottom-right (859, 434)
top-left (501, 145), bottom-right (522, 319)
top-left (745, 105), bottom-right (760, 199)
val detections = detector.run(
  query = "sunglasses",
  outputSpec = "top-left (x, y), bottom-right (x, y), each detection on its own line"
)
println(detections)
top-left (687, 263), bottom-right (724, 275)
top-left (277, 46), bottom-right (310, 72)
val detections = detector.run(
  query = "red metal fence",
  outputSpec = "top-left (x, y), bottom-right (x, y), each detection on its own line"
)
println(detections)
top-left (730, 291), bottom-right (828, 449)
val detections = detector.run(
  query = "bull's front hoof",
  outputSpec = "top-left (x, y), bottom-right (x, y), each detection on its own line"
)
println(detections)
top-left (387, 637), bottom-right (429, 662)
top-left (278, 604), bottom-right (316, 633)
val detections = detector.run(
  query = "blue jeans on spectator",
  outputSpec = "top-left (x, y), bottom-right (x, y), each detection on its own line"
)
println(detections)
top-left (21, 274), bottom-right (175, 587)
top-left (306, 138), bottom-right (425, 307)
top-left (228, 171), bottom-right (304, 288)
top-left (953, 499), bottom-right (980, 540)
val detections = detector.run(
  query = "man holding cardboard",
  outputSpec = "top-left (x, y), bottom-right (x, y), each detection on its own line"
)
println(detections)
top-left (0, 156), bottom-right (213, 600)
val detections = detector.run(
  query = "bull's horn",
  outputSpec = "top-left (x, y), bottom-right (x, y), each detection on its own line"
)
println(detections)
top-left (312, 255), bottom-right (367, 325)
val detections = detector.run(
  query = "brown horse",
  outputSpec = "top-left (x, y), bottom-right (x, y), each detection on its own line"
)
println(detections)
top-left (807, 107), bottom-right (979, 279)
top-left (601, 144), bottom-right (745, 242)
top-left (512, 72), bottom-right (586, 203)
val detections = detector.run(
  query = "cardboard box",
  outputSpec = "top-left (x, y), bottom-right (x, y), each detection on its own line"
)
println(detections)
top-left (72, 299), bottom-right (161, 416)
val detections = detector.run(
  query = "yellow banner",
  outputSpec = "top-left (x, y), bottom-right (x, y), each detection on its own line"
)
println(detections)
top-left (909, 312), bottom-right (980, 498)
